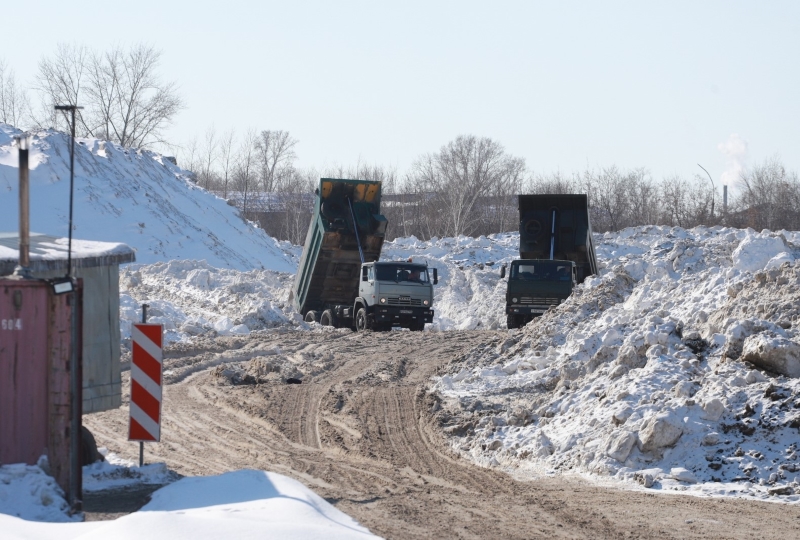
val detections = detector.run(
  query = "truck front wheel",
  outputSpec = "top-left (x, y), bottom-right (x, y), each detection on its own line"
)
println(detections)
top-left (355, 307), bottom-right (371, 332)
top-left (506, 314), bottom-right (519, 329)
top-left (410, 320), bottom-right (425, 332)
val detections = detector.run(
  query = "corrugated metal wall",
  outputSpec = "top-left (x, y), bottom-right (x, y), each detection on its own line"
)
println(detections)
top-left (0, 278), bottom-right (79, 494)
top-left (0, 281), bottom-right (49, 465)
top-left (32, 266), bottom-right (121, 413)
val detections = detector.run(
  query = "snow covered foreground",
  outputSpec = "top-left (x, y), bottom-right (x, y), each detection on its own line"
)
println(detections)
top-left (433, 225), bottom-right (800, 502)
top-left (0, 464), bottom-right (378, 539)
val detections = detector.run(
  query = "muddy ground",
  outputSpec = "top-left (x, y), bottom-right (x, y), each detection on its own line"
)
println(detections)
top-left (85, 329), bottom-right (800, 539)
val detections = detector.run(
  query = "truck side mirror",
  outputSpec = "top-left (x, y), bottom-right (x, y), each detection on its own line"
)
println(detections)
top-left (432, 268), bottom-right (438, 285)
top-left (362, 267), bottom-right (368, 281)
top-left (500, 265), bottom-right (506, 279)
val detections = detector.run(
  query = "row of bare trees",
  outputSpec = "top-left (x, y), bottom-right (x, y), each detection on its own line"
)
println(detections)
top-left (180, 127), bottom-right (800, 243)
top-left (6, 47), bottom-right (798, 241)
top-left (0, 60), bottom-right (27, 127)
top-left (1, 43), bottom-right (182, 148)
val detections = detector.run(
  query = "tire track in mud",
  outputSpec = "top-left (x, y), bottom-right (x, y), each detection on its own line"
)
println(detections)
top-left (86, 329), bottom-right (800, 539)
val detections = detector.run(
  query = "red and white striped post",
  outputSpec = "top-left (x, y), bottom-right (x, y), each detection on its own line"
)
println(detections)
top-left (129, 304), bottom-right (162, 466)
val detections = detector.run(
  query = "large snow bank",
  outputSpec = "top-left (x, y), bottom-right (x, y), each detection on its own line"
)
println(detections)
top-left (432, 225), bottom-right (800, 501)
top-left (0, 469), bottom-right (378, 540)
top-left (0, 123), bottom-right (294, 272)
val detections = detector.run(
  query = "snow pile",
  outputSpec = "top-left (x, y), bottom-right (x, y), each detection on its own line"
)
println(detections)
top-left (1, 470), bottom-right (378, 539)
top-left (118, 260), bottom-right (298, 344)
top-left (432, 225), bottom-right (800, 501)
top-left (0, 123), bottom-right (294, 272)
top-left (83, 450), bottom-right (180, 492)
top-left (0, 459), bottom-right (78, 523)
top-left (123, 469), bottom-right (378, 539)
top-left (117, 234), bottom-right (518, 343)
top-left (212, 344), bottom-right (338, 385)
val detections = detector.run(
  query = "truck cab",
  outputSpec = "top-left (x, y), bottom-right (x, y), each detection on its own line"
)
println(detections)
top-left (503, 259), bottom-right (576, 329)
top-left (354, 261), bottom-right (437, 331)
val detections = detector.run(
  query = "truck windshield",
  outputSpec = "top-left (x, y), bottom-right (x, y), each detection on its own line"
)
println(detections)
top-left (511, 262), bottom-right (572, 282)
top-left (375, 264), bottom-right (429, 283)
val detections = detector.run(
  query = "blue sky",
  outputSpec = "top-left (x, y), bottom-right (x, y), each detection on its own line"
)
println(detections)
top-left (3, 1), bottom-right (799, 185)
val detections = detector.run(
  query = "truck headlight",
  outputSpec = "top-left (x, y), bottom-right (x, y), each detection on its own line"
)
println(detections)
top-left (380, 297), bottom-right (386, 304)
top-left (423, 300), bottom-right (429, 306)
top-left (512, 297), bottom-right (518, 303)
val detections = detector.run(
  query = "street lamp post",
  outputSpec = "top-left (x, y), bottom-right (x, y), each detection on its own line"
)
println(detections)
top-left (54, 104), bottom-right (83, 514)
top-left (697, 164), bottom-right (716, 222)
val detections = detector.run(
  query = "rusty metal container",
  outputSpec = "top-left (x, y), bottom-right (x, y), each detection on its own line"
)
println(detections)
top-left (0, 278), bottom-right (82, 495)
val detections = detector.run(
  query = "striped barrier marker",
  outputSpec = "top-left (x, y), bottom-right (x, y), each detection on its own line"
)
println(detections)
top-left (129, 323), bottom-right (163, 442)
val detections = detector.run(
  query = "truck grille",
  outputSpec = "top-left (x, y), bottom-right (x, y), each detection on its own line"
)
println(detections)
top-left (389, 297), bottom-right (422, 306)
top-left (519, 297), bottom-right (561, 305)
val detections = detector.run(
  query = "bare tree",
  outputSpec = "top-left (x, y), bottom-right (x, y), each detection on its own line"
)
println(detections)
top-left (85, 44), bottom-right (183, 147)
top-left (234, 129), bottom-right (259, 219)
top-left (197, 126), bottom-right (218, 190)
top-left (410, 135), bottom-right (525, 238)
top-left (0, 60), bottom-right (31, 127)
top-left (35, 43), bottom-right (183, 148)
top-left (277, 169), bottom-right (316, 244)
top-left (660, 175), bottom-right (691, 227)
top-left (255, 130), bottom-right (297, 193)
top-left (33, 43), bottom-right (89, 132)
top-left (734, 156), bottom-right (800, 231)
top-left (219, 129), bottom-right (236, 199)
top-left (626, 170), bottom-right (660, 228)
top-left (527, 170), bottom-right (580, 194)
top-left (176, 135), bottom-right (201, 183)
top-left (583, 166), bottom-right (634, 232)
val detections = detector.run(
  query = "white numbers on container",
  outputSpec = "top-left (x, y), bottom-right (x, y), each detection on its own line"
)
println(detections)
top-left (1, 318), bottom-right (23, 331)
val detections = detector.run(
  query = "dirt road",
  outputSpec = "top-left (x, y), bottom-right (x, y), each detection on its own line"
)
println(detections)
top-left (86, 329), bottom-right (800, 538)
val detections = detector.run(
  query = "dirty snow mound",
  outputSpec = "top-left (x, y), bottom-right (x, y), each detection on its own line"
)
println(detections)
top-left (432, 225), bottom-right (800, 502)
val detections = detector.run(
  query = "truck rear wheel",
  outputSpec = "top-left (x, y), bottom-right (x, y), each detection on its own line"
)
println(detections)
top-left (355, 307), bottom-right (371, 332)
top-left (305, 311), bottom-right (319, 324)
top-left (320, 310), bottom-right (336, 328)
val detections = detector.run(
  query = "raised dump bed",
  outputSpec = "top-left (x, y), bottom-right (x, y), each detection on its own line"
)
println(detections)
top-left (292, 178), bottom-right (387, 317)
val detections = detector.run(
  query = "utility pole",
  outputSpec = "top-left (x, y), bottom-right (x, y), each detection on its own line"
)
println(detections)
top-left (697, 164), bottom-right (715, 222)
top-left (54, 104), bottom-right (83, 513)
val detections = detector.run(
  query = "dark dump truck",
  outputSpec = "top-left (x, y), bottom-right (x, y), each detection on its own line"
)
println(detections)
top-left (290, 178), bottom-right (438, 331)
top-left (502, 194), bottom-right (598, 329)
